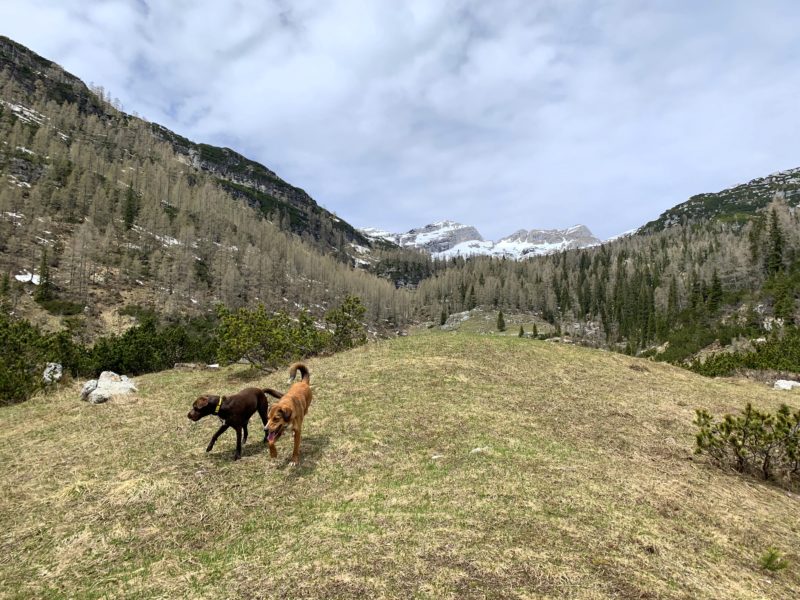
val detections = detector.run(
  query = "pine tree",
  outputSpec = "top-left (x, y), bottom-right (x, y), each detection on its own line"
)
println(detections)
top-left (773, 273), bottom-right (794, 323)
top-left (667, 275), bottom-right (679, 325)
top-left (518, 325), bottom-right (524, 337)
top-left (0, 272), bottom-right (10, 313)
top-left (497, 310), bottom-right (506, 332)
top-left (440, 307), bottom-right (448, 326)
top-left (532, 323), bottom-right (538, 338)
top-left (708, 270), bottom-right (723, 314)
top-left (34, 248), bottom-right (53, 302)
top-left (766, 208), bottom-right (784, 275)
top-left (123, 184), bottom-right (138, 230)
top-left (466, 285), bottom-right (477, 310)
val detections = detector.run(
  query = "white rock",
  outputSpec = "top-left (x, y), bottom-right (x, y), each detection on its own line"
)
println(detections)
top-left (88, 390), bottom-right (112, 404)
top-left (774, 380), bottom-right (800, 391)
top-left (80, 379), bottom-right (98, 400)
top-left (98, 371), bottom-right (122, 383)
top-left (80, 371), bottom-right (137, 403)
top-left (43, 362), bottom-right (63, 384)
top-left (470, 447), bottom-right (490, 454)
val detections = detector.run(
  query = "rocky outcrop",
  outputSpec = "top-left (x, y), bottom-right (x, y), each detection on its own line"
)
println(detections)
top-left (80, 371), bottom-right (137, 404)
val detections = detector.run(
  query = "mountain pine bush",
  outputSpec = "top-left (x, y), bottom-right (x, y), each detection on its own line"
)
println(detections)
top-left (216, 305), bottom-right (326, 372)
top-left (325, 295), bottom-right (367, 352)
top-left (691, 327), bottom-right (800, 376)
top-left (694, 403), bottom-right (800, 487)
top-left (0, 314), bottom-right (48, 404)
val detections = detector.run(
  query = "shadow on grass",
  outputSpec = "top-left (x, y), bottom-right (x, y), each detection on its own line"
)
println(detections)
top-left (202, 433), bottom-right (330, 473)
top-left (203, 430), bottom-right (271, 462)
top-left (270, 434), bottom-right (331, 478)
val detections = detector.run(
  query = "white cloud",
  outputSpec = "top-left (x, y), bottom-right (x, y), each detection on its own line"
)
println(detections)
top-left (2, 0), bottom-right (799, 239)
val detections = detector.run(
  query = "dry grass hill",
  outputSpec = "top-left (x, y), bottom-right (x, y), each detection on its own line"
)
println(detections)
top-left (1, 333), bottom-right (799, 599)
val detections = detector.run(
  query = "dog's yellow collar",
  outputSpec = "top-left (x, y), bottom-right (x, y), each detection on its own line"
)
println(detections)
top-left (214, 396), bottom-right (225, 414)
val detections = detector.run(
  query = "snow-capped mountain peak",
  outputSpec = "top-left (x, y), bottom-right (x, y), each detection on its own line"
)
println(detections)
top-left (363, 221), bottom-right (484, 254)
top-left (360, 222), bottom-right (601, 259)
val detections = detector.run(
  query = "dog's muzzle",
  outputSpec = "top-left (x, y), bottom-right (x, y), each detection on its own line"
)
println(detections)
top-left (266, 427), bottom-right (282, 443)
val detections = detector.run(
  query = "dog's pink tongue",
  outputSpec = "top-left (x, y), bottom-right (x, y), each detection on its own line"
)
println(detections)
top-left (268, 432), bottom-right (276, 443)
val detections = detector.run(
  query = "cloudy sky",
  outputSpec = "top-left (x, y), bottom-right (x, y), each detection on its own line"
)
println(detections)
top-left (2, 1), bottom-right (799, 239)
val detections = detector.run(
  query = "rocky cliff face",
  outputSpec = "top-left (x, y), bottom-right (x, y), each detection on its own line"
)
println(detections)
top-left (495, 225), bottom-right (601, 256)
top-left (0, 36), bottom-right (105, 115)
top-left (363, 221), bottom-right (483, 254)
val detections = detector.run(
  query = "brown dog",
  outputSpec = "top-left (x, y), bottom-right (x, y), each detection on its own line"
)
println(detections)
top-left (188, 387), bottom-right (284, 460)
top-left (264, 363), bottom-right (313, 465)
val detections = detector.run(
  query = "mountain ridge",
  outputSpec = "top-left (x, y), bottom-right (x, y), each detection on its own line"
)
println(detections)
top-left (361, 220), bottom-right (601, 259)
top-left (640, 165), bottom-right (800, 233)
top-left (0, 35), bottom-right (377, 260)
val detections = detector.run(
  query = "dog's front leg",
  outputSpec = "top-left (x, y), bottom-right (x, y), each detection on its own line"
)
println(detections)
top-left (233, 427), bottom-right (243, 460)
top-left (207, 424), bottom-right (229, 452)
top-left (268, 440), bottom-right (278, 459)
top-left (291, 429), bottom-right (301, 465)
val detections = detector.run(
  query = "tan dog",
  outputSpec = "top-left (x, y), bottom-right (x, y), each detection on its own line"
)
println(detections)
top-left (264, 363), bottom-right (313, 465)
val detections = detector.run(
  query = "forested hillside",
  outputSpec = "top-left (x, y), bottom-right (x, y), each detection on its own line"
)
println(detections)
top-left (416, 200), bottom-right (800, 363)
top-left (0, 37), bottom-right (412, 339)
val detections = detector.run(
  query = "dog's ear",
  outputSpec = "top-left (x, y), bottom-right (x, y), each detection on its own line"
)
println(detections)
top-left (194, 396), bottom-right (210, 409)
top-left (279, 407), bottom-right (293, 422)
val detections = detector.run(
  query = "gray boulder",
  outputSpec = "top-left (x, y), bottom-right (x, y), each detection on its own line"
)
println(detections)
top-left (80, 371), bottom-right (137, 404)
top-left (43, 362), bottom-right (63, 384)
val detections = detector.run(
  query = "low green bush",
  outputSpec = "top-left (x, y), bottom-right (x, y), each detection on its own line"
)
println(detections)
top-left (0, 314), bottom-right (49, 404)
top-left (691, 327), bottom-right (800, 376)
top-left (37, 298), bottom-right (84, 316)
top-left (694, 403), bottom-right (800, 487)
top-left (1, 296), bottom-right (367, 403)
top-left (759, 548), bottom-right (789, 572)
top-left (217, 305), bottom-right (329, 372)
top-left (325, 295), bottom-right (367, 352)
top-left (216, 295), bottom-right (367, 371)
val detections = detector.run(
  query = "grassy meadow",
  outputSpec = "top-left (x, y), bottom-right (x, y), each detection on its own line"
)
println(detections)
top-left (1, 332), bottom-right (799, 599)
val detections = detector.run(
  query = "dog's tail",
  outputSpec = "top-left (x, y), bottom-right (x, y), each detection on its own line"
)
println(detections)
top-left (263, 388), bottom-right (284, 400)
top-left (288, 362), bottom-right (310, 385)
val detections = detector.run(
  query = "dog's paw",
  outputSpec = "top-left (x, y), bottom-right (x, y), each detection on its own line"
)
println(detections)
top-left (233, 454), bottom-right (241, 461)
top-left (205, 446), bottom-right (213, 453)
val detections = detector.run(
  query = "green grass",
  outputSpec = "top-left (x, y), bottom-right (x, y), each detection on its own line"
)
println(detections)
top-left (1, 333), bottom-right (799, 598)
top-left (442, 308), bottom-right (556, 337)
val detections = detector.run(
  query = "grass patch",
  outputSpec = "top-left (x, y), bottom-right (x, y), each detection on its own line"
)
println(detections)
top-left (1, 333), bottom-right (799, 598)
